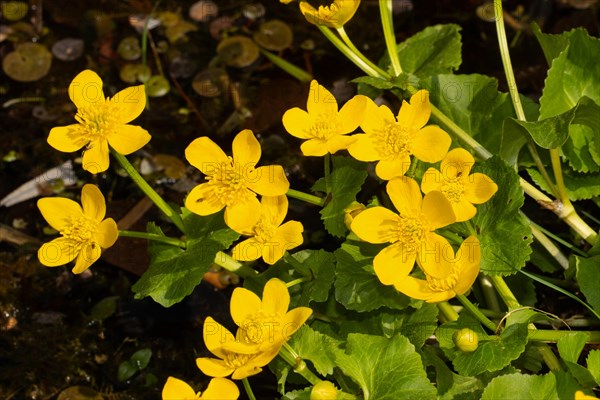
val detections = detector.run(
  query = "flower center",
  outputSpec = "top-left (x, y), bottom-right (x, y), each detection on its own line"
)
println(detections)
top-left (388, 215), bottom-right (425, 246)
top-left (224, 352), bottom-right (252, 368)
top-left (427, 270), bottom-right (459, 292)
top-left (374, 122), bottom-right (413, 157)
top-left (205, 158), bottom-right (255, 206)
top-left (239, 310), bottom-right (282, 345)
top-left (60, 215), bottom-right (98, 244)
top-left (441, 178), bottom-right (465, 204)
top-left (75, 100), bottom-right (120, 141)
top-left (254, 220), bottom-right (278, 243)
top-left (307, 113), bottom-right (342, 140)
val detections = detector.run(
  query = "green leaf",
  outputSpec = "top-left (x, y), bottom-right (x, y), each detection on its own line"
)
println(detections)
top-left (575, 255), bottom-right (600, 315)
top-left (470, 156), bottom-right (533, 275)
top-left (381, 24), bottom-right (462, 77)
top-left (132, 210), bottom-right (240, 307)
top-left (90, 296), bottom-right (118, 321)
top-left (130, 348), bottom-right (152, 370)
top-left (334, 238), bottom-right (411, 312)
top-left (422, 346), bottom-right (483, 399)
top-left (437, 313), bottom-right (529, 376)
top-left (480, 373), bottom-right (559, 400)
top-left (513, 343), bottom-right (545, 373)
top-left (557, 332), bottom-right (589, 363)
top-left (288, 325), bottom-right (340, 376)
top-left (117, 361), bottom-right (138, 382)
top-left (286, 250), bottom-right (336, 305)
top-left (586, 350), bottom-right (600, 385)
top-left (503, 274), bottom-right (537, 306)
top-left (527, 167), bottom-right (600, 200)
top-left (531, 22), bottom-right (571, 65)
top-left (282, 388), bottom-right (311, 400)
top-left (332, 333), bottom-right (437, 400)
top-left (312, 156), bottom-right (368, 238)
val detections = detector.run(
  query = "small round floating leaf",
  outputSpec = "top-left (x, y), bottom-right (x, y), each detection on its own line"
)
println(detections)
top-left (242, 3), bottom-right (265, 20)
top-left (2, 1), bottom-right (28, 21)
top-left (51, 38), bottom-right (84, 61)
top-left (117, 36), bottom-right (141, 60)
top-left (192, 67), bottom-right (228, 97)
top-left (119, 63), bottom-right (151, 83)
top-left (189, 0), bottom-right (218, 22)
top-left (253, 19), bottom-right (293, 51)
top-left (217, 35), bottom-right (259, 68)
top-left (209, 16), bottom-right (233, 39)
top-left (145, 75), bottom-right (170, 97)
top-left (3, 42), bottom-right (52, 82)
top-left (57, 386), bottom-right (103, 400)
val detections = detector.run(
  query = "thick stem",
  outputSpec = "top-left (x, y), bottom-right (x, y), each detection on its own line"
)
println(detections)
top-left (527, 218), bottom-right (588, 257)
top-left (260, 49), bottom-right (312, 82)
top-left (479, 275), bottom-right (502, 312)
top-left (280, 343), bottom-right (322, 385)
top-left (212, 251), bottom-right (258, 278)
top-left (287, 188), bottom-right (325, 207)
top-left (456, 294), bottom-right (497, 331)
top-left (286, 276), bottom-right (312, 288)
top-left (111, 150), bottom-right (185, 233)
top-left (118, 230), bottom-right (186, 248)
top-left (528, 330), bottom-right (600, 343)
top-left (528, 222), bottom-right (570, 270)
top-left (550, 149), bottom-right (571, 205)
top-left (336, 27), bottom-right (389, 78)
top-left (437, 301), bottom-right (459, 322)
top-left (527, 143), bottom-right (560, 198)
top-left (379, 0), bottom-right (402, 75)
top-left (242, 378), bottom-right (257, 400)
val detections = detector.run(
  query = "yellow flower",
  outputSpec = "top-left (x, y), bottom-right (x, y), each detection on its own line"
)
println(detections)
top-left (230, 278), bottom-right (312, 351)
top-left (575, 391), bottom-right (598, 400)
top-left (299, 0), bottom-right (361, 29)
top-left (230, 195), bottom-right (304, 265)
top-left (282, 80), bottom-right (367, 156)
top-left (196, 317), bottom-right (280, 380)
top-left (394, 236), bottom-right (480, 303)
top-left (350, 177), bottom-right (456, 286)
top-left (184, 129), bottom-right (290, 229)
top-left (37, 184), bottom-right (118, 274)
top-left (47, 70), bottom-right (150, 174)
top-left (348, 90), bottom-right (451, 180)
top-left (162, 377), bottom-right (239, 400)
top-left (421, 148), bottom-right (498, 222)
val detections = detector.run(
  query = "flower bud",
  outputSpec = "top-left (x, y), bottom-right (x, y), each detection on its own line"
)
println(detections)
top-left (453, 328), bottom-right (479, 352)
top-left (310, 381), bottom-right (338, 400)
top-left (344, 201), bottom-right (366, 230)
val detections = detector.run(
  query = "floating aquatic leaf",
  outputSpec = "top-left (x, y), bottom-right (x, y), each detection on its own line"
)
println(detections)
top-left (57, 386), bottom-right (103, 400)
top-left (209, 16), bottom-right (233, 39)
top-left (217, 35), bottom-right (260, 68)
top-left (1, 1), bottom-right (28, 22)
top-left (189, 0), bottom-right (218, 22)
top-left (2, 42), bottom-right (52, 82)
top-left (243, 3), bottom-right (266, 20)
top-left (253, 19), bottom-right (293, 51)
top-left (51, 38), bottom-right (84, 61)
top-left (192, 67), bottom-right (228, 97)
top-left (117, 36), bottom-right (141, 60)
top-left (119, 63), bottom-right (151, 83)
top-left (145, 75), bottom-right (170, 97)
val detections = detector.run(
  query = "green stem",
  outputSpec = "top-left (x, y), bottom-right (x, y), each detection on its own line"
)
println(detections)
top-left (324, 153), bottom-right (332, 194)
top-left (118, 230), bottom-right (186, 248)
top-left (242, 378), bottom-right (257, 400)
top-left (286, 276), bottom-right (312, 288)
top-left (490, 275), bottom-right (521, 310)
top-left (527, 218), bottom-right (588, 257)
top-left (528, 222), bottom-right (570, 270)
top-left (479, 275), bottom-right (502, 312)
top-left (260, 49), bottom-right (312, 82)
top-left (527, 143), bottom-right (560, 198)
top-left (437, 301), bottom-right (459, 322)
top-left (287, 188), bottom-right (325, 207)
top-left (111, 149), bottom-right (185, 233)
top-left (317, 25), bottom-right (386, 78)
top-left (280, 343), bottom-right (322, 385)
top-left (456, 294), bottom-right (497, 331)
top-left (379, 0), bottom-right (402, 75)
top-left (212, 251), bottom-right (258, 278)
top-left (336, 27), bottom-right (389, 78)
top-left (528, 329), bottom-right (600, 343)
top-left (550, 149), bottom-right (570, 205)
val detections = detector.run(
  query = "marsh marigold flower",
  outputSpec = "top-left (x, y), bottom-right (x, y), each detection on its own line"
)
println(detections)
top-left (196, 317), bottom-right (280, 380)
top-left (282, 80), bottom-right (366, 156)
top-left (47, 70), bottom-right (150, 173)
top-left (351, 177), bottom-right (455, 286)
top-left (230, 278), bottom-right (312, 351)
top-left (394, 236), bottom-right (480, 303)
top-left (184, 129), bottom-right (289, 229)
top-left (348, 90), bottom-right (451, 180)
top-left (37, 184), bottom-right (118, 274)
top-left (230, 196), bottom-right (304, 265)
top-left (421, 148), bottom-right (498, 222)
top-left (299, 0), bottom-right (361, 29)
top-left (575, 391), bottom-right (598, 400)
top-left (162, 376), bottom-right (239, 400)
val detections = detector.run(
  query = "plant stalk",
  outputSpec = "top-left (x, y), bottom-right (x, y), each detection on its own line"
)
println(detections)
top-left (456, 294), bottom-right (497, 331)
top-left (379, 0), bottom-right (402, 75)
top-left (287, 188), bottom-right (325, 207)
top-left (118, 230), bottom-right (186, 248)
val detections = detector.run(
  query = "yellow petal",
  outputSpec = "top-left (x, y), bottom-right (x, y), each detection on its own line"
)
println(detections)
top-left (185, 183), bottom-right (225, 216)
top-left (185, 137), bottom-right (229, 175)
top-left (111, 85), bottom-right (146, 124)
top-left (300, 138), bottom-right (329, 156)
top-left (300, 0), bottom-right (360, 29)
top-left (249, 346), bottom-right (280, 369)
top-left (386, 177), bottom-right (422, 216)
top-left (440, 148), bottom-right (474, 180)
top-left (282, 108), bottom-right (313, 139)
top-left (96, 218), bottom-right (118, 248)
top-left (196, 358), bottom-right (234, 378)
top-left (201, 378), bottom-right (240, 400)
top-left (375, 154), bottom-right (411, 180)
top-left (453, 236), bottom-right (481, 295)
top-left (347, 134), bottom-right (381, 161)
top-left (162, 376), bottom-right (197, 400)
top-left (410, 126), bottom-right (451, 163)
top-left (37, 197), bottom-right (83, 231)
top-left (351, 206), bottom-right (399, 244)
top-left (230, 287), bottom-right (262, 327)
top-left (262, 278), bottom-right (290, 316)
top-left (421, 191), bottom-right (455, 229)
top-left (107, 124), bottom-right (151, 155)
top-left (397, 90), bottom-right (431, 130)
top-left (306, 80), bottom-right (338, 116)
top-left (394, 276), bottom-right (434, 301)
top-left (203, 317), bottom-right (234, 359)
top-left (360, 101), bottom-right (392, 133)
top-left (261, 195), bottom-right (288, 227)
top-left (82, 139), bottom-right (110, 174)
top-left (420, 168), bottom-right (444, 194)
top-left (417, 233), bottom-right (454, 279)
top-left (338, 94), bottom-right (368, 133)
top-left (464, 173), bottom-right (498, 204)
top-left (38, 237), bottom-right (78, 266)
top-left (224, 196), bottom-right (261, 232)
top-left (231, 238), bottom-right (263, 262)
top-left (426, 291), bottom-right (456, 303)
top-left (230, 364), bottom-right (262, 380)
top-left (574, 390), bottom-right (598, 400)
top-left (374, 243), bottom-right (417, 285)
top-left (69, 69), bottom-right (105, 110)
top-left (47, 125), bottom-right (88, 152)
top-left (72, 241), bottom-right (102, 274)
top-left (451, 198), bottom-right (477, 222)
top-left (282, 307), bottom-right (313, 339)
top-left (246, 165), bottom-right (289, 196)
top-left (262, 221), bottom-right (304, 265)
top-left (81, 184), bottom-right (106, 221)
top-left (325, 135), bottom-right (356, 154)
top-left (232, 129), bottom-right (261, 168)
